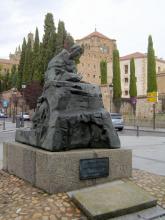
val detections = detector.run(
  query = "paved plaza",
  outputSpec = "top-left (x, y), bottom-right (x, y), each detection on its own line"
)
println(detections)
top-left (120, 135), bottom-right (165, 176)
top-left (0, 124), bottom-right (165, 219)
top-left (1, 169), bottom-right (165, 220)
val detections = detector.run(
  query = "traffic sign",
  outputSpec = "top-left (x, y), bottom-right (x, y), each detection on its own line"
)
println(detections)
top-left (147, 92), bottom-right (158, 103)
top-left (2, 100), bottom-right (9, 108)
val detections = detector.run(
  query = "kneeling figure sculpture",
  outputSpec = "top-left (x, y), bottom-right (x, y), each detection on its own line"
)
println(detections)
top-left (15, 45), bottom-right (120, 151)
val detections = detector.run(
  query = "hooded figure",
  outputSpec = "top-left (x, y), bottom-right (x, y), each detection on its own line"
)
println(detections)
top-left (45, 44), bottom-right (83, 82)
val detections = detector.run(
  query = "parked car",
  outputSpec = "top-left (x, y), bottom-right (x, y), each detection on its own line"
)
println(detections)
top-left (0, 112), bottom-right (8, 118)
top-left (110, 113), bottom-right (124, 131)
top-left (17, 112), bottom-right (30, 121)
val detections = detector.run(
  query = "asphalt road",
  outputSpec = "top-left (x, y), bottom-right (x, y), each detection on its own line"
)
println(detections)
top-left (0, 129), bottom-right (165, 176)
top-left (119, 134), bottom-right (165, 176)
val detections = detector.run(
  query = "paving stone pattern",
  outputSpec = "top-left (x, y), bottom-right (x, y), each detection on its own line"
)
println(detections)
top-left (129, 169), bottom-right (165, 210)
top-left (0, 169), bottom-right (165, 220)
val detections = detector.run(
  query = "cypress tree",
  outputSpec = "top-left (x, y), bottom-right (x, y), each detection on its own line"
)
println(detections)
top-left (147, 35), bottom-right (157, 92)
top-left (56, 20), bottom-right (67, 54)
top-left (129, 58), bottom-right (137, 116)
top-left (112, 49), bottom-right (122, 112)
top-left (41, 13), bottom-right (56, 74)
top-left (17, 38), bottom-right (26, 89)
top-left (112, 49), bottom-right (122, 111)
top-left (100, 60), bottom-right (107, 84)
top-left (64, 33), bottom-right (74, 51)
top-left (32, 27), bottom-right (41, 81)
top-left (129, 58), bottom-right (137, 97)
top-left (22, 36), bottom-right (33, 83)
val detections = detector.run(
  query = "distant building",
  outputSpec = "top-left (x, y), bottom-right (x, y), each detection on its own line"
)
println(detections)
top-left (108, 52), bottom-right (165, 98)
top-left (157, 72), bottom-right (165, 95)
top-left (0, 32), bottom-right (34, 75)
top-left (76, 30), bottom-right (117, 85)
top-left (0, 47), bottom-right (21, 74)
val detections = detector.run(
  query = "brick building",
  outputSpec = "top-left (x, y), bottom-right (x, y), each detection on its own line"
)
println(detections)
top-left (108, 52), bottom-right (165, 98)
top-left (76, 30), bottom-right (117, 85)
top-left (0, 47), bottom-right (21, 74)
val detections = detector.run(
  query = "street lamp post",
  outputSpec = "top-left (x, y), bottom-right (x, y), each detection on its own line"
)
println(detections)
top-left (21, 84), bottom-right (26, 127)
top-left (11, 88), bottom-right (17, 123)
top-left (109, 84), bottom-right (113, 112)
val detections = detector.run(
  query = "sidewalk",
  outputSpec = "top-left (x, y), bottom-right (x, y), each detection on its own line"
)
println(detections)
top-left (124, 125), bottom-right (165, 133)
top-left (0, 169), bottom-right (165, 220)
top-left (0, 120), bottom-right (31, 132)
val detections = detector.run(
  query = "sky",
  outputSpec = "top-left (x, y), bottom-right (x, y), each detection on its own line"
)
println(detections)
top-left (0, 0), bottom-right (165, 59)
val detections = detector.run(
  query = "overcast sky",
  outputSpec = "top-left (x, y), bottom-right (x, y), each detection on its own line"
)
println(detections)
top-left (1, 0), bottom-right (165, 59)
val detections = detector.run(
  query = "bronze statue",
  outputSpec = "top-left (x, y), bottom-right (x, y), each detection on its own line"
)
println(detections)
top-left (45, 44), bottom-right (83, 82)
top-left (16, 44), bottom-right (120, 151)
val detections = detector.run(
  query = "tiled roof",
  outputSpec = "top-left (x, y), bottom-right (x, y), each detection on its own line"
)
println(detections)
top-left (120, 52), bottom-right (146, 61)
top-left (0, 59), bottom-right (19, 65)
top-left (77, 31), bottom-right (115, 41)
top-left (120, 52), bottom-right (165, 63)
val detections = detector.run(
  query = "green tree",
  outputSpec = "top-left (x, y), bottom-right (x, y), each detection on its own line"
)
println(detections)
top-left (129, 58), bottom-right (137, 115)
top-left (100, 60), bottom-right (107, 84)
top-left (3, 70), bottom-right (10, 91)
top-left (147, 35), bottom-right (157, 92)
top-left (64, 33), bottom-right (74, 51)
top-left (32, 27), bottom-right (42, 81)
top-left (22, 36), bottom-right (33, 83)
top-left (56, 20), bottom-right (67, 54)
top-left (112, 49), bottom-right (122, 112)
top-left (0, 73), bottom-right (3, 92)
top-left (9, 64), bottom-right (18, 88)
top-left (17, 38), bottom-right (26, 89)
top-left (129, 58), bottom-right (137, 97)
top-left (41, 13), bottom-right (56, 75)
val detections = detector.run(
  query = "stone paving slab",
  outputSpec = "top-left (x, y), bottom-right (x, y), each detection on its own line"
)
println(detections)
top-left (72, 181), bottom-right (157, 219)
top-left (110, 206), bottom-right (165, 219)
top-left (0, 169), bottom-right (165, 220)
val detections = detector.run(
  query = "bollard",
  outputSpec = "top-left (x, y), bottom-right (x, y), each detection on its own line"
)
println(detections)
top-left (21, 117), bottom-right (24, 127)
top-left (16, 117), bottom-right (21, 128)
top-left (3, 119), bottom-right (5, 130)
top-left (136, 125), bottom-right (139, 137)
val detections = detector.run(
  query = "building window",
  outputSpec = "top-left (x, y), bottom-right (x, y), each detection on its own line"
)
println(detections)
top-left (94, 64), bottom-right (96, 69)
top-left (82, 63), bottom-right (84, 67)
top-left (97, 38), bottom-right (100, 42)
top-left (99, 45), bottom-right (109, 53)
top-left (158, 66), bottom-right (161, 73)
top-left (88, 64), bottom-right (90, 67)
top-left (93, 75), bottom-right (96, 78)
top-left (124, 65), bottom-right (128, 74)
top-left (125, 78), bottom-right (128, 83)
top-left (125, 90), bottom-right (128, 96)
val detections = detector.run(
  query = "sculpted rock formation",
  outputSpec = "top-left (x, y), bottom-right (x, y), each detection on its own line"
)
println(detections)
top-left (15, 44), bottom-right (120, 151)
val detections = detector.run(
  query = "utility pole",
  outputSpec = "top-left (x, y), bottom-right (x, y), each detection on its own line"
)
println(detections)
top-left (153, 103), bottom-right (156, 129)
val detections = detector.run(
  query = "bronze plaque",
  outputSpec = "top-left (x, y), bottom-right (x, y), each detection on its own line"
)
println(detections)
top-left (79, 157), bottom-right (109, 180)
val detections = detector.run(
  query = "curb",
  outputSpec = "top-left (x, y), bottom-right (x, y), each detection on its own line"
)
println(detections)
top-left (124, 127), bottom-right (165, 134)
top-left (0, 129), bottom-right (16, 133)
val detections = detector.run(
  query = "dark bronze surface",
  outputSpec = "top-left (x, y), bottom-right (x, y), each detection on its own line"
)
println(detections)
top-left (16, 44), bottom-right (121, 151)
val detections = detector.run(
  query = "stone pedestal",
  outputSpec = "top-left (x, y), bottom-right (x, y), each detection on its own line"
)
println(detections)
top-left (3, 142), bottom-right (132, 193)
